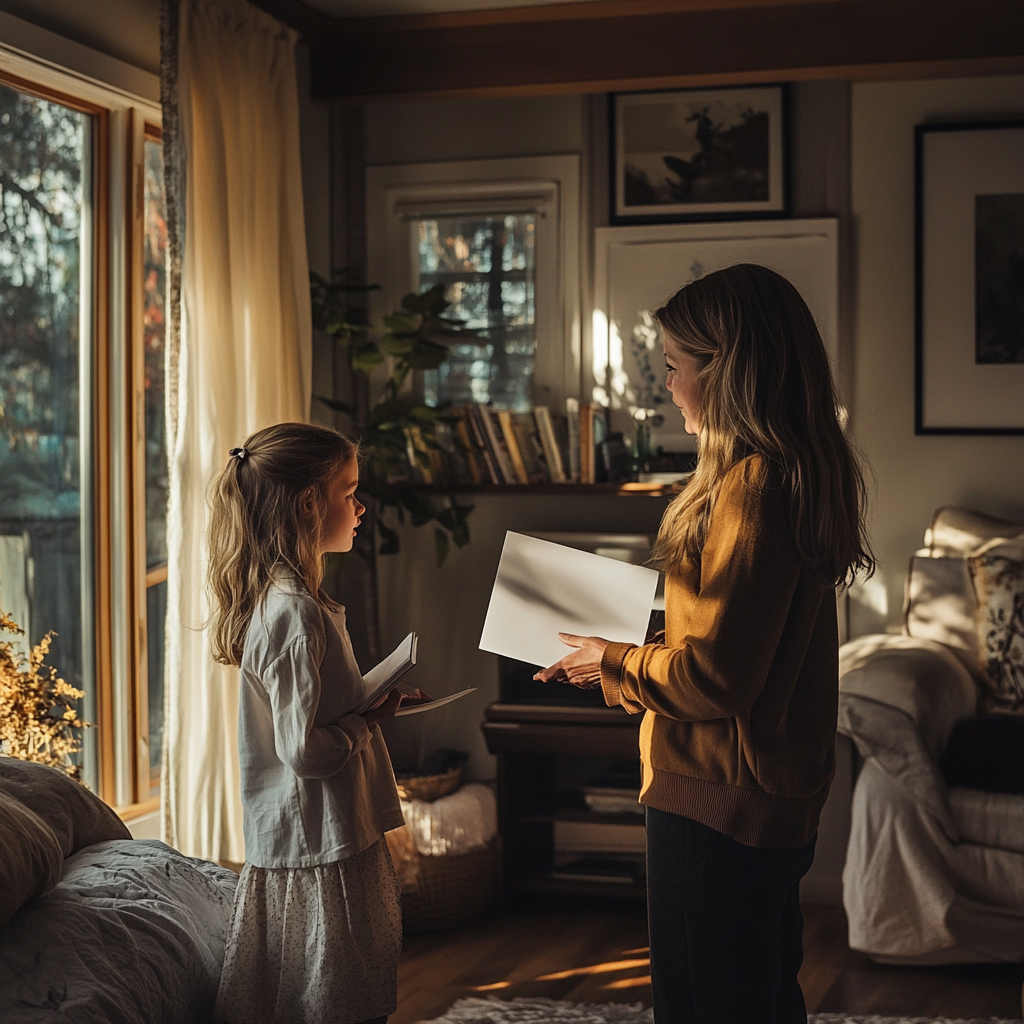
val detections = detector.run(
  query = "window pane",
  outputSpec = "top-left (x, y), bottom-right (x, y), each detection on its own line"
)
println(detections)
top-left (143, 135), bottom-right (168, 793)
top-left (0, 83), bottom-right (89, 770)
top-left (417, 214), bottom-right (536, 412)
top-left (143, 137), bottom-right (168, 569)
top-left (145, 579), bottom-right (166, 787)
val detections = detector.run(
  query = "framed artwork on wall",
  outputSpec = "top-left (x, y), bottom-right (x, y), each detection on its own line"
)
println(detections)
top-left (915, 120), bottom-right (1024, 435)
top-left (610, 85), bottom-right (789, 224)
top-left (592, 218), bottom-right (838, 454)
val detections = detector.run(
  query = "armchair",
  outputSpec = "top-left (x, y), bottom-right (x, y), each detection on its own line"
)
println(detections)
top-left (838, 507), bottom-right (1024, 964)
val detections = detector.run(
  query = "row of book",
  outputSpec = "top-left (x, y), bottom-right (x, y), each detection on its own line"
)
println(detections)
top-left (406, 400), bottom-right (612, 487)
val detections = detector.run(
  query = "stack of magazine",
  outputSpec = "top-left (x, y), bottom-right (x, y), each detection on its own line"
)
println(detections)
top-left (583, 761), bottom-right (644, 816)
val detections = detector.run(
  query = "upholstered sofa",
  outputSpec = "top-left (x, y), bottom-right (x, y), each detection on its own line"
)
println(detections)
top-left (837, 507), bottom-right (1024, 965)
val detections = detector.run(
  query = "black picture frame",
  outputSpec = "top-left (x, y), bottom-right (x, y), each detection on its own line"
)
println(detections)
top-left (915, 120), bottom-right (1024, 435)
top-left (609, 84), bottom-right (790, 225)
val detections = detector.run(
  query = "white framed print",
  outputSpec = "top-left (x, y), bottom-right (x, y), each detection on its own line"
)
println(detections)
top-left (591, 219), bottom-right (839, 454)
top-left (611, 85), bottom-right (789, 224)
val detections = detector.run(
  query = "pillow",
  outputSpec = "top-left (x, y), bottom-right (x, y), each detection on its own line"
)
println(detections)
top-left (0, 758), bottom-right (131, 856)
top-left (940, 713), bottom-right (1024, 794)
top-left (0, 790), bottom-right (63, 931)
top-left (968, 538), bottom-right (1024, 714)
top-left (925, 506), bottom-right (1024, 557)
top-left (903, 550), bottom-right (981, 677)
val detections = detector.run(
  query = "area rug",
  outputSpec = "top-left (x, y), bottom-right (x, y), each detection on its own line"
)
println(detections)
top-left (418, 997), bottom-right (1021, 1024)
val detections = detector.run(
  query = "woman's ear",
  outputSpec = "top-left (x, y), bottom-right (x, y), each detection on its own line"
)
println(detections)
top-left (299, 486), bottom-right (317, 518)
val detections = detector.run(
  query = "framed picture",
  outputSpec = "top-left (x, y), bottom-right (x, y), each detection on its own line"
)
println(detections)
top-left (611, 85), bottom-right (789, 224)
top-left (592, 219), bottom-right (838, 453)
top-left (916, 120), bottom-right (1024, 434)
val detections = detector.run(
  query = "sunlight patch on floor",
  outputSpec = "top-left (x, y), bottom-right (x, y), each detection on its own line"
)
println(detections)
top-left (603, 975), bottom-right (652, 990)
top-left (468, 982), bottom-right (512, 991)
top-left (537, 958), bottom-right (651, 980)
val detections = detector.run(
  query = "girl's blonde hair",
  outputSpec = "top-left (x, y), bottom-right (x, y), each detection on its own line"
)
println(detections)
top-left (207, 421), bottom-right (359, 666)
top-left (651, 263), bottom-right (873, 588)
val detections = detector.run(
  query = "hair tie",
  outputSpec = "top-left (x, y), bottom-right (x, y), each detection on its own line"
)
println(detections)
top-left (229, 447), bottom-right (250, 461)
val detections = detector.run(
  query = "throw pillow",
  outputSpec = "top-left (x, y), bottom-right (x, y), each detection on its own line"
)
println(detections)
top-left (0, 758), bottom-right (131, 856)
top-left (0, 790), bottom-right (63, 930)
top-left (940, 713), bottom-right (1024, 794)
top-left (968, 538), bottom-right (1024, 714)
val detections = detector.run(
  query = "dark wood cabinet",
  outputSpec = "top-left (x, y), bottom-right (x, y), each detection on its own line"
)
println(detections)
top-left (482, 701), bottom-right (646, 900)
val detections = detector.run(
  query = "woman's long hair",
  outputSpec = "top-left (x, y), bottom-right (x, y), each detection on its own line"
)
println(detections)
top-left (206, 422), bottom-right (359, 666)
top-left (650, 264), bottom-right (873, 587)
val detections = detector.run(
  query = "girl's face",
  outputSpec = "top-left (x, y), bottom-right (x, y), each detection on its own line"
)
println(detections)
top-left (319, 457), bottom-right (365, 554)
top-left (664, 336), bottom-right (704, 435)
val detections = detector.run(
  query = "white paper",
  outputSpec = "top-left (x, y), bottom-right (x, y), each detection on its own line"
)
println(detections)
top-left (394, 688), bottom-right (477, 717)
top-left (479, 532), bottom-right (660, 668)
top-left (357, 632), bottom-right (418, 714)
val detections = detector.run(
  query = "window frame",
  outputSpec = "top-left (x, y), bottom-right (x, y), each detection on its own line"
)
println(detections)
top-left (0, 37), bottom-right (163, 813)
top-left (366, 155), bottom-right (582, 411)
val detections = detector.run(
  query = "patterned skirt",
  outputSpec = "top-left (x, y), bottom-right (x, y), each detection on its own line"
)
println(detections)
top-left (214, 836), bottom-right (402, 1024)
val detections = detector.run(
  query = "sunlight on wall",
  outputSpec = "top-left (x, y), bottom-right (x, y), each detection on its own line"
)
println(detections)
top-left (591, 307), bottom-right (610, 405)
top-left (849, 572), bottom-right (889, 618)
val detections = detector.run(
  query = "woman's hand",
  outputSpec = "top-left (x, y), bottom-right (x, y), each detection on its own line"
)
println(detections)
top-left (533, 633), bottom-right (610, 689)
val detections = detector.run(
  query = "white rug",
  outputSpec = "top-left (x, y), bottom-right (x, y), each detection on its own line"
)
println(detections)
top-left (418, 997), bottom-right (1021, 1024)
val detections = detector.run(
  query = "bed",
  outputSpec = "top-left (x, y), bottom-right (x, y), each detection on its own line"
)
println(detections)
top-left (0, 759), bottom-right (237, 1024)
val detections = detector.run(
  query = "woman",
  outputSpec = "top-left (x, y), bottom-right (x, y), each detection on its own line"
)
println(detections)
top-left (536, 264), bottom-right (873, 1024)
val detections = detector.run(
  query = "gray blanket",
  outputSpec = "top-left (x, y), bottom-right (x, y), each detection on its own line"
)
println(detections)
top-left (0, 839), bottom-right (237, 1023)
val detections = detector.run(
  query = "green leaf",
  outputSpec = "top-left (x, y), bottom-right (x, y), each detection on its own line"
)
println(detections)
top-left (382, 312), bottom-right (418, 334)
top-left (381, 334), bottom-right (415, 356)
top-left (351, 347), bottom-right (385, 372)
top-left (434, 527), bottom-right (449, 567)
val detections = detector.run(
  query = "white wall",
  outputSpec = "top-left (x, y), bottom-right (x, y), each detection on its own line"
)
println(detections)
top-left (848, 75), bottom-right (1024, 637)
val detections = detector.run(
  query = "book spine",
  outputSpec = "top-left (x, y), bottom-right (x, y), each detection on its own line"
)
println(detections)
top-left (579, 402), bottom-right (595, 485)
top-left (454, 417), bottom-right (483, 485)
top-left (497, 410), bottom-right (530, 484)
top-left (466, 404), bottom-right (501, 485)
top-left (512, 412), bottom-right (545, 483)
top-left (478, 405), bottom-right (517, 485)
top-left (565, 398), bottom-right (581, 483)
top-left (533, 406), bottom-right (566, 483)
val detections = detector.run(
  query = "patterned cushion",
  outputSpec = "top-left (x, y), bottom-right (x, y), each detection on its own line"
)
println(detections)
top-left (968, 538), bottom-right (1024, 713)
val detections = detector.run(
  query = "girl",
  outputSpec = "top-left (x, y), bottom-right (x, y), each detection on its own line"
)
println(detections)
top-left (537, 265), bottom-right (873, 1024)
top-left (208, 421), bottom-right (421, 1024)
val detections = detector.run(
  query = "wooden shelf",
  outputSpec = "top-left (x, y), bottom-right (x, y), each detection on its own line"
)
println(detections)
top-left (419, 482), bottom-right (680, 497)
top-left (510, 873), bottom-right (646, 901)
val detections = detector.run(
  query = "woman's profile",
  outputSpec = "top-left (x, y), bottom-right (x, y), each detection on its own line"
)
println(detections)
top-left (537, 263), bottom-right (873, 1024)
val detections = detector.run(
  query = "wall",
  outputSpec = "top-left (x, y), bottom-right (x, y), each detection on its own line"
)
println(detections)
top-left (0, 0), bottom-right (160, 74)
top-left (363, 83), bottom-right (854, 781)
top-left (848, 75), bottom-right (1024, 637)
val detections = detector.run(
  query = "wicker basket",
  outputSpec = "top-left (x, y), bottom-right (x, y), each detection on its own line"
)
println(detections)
top-left (395, 767), bottom-right (463, 802)
top-left (401, 839), bottom-right (498, 933)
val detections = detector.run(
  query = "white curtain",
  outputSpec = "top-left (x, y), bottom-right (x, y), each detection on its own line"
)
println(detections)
top-left (162, 0), bottom-right (312, 862)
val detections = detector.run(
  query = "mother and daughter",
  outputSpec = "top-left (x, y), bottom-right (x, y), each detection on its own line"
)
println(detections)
top-left (204, 262), bottom-right (870, 1024)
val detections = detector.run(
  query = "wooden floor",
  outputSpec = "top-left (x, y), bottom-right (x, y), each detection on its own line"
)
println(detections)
top-left (394, 898), bottom-right (1024, 1023)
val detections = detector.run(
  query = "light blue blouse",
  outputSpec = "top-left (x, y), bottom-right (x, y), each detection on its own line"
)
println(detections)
top-left (238, 571), bottom-right (404, 869)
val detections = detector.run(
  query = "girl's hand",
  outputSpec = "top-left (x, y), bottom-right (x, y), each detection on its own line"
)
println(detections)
top-left (362, 688), bottom-right (403, 724)
top-left (533, 633), bottom-right (610, 689)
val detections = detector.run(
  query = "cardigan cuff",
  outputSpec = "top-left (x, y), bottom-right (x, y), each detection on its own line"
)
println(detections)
top-left (601, 641), bottom-right (644, 714)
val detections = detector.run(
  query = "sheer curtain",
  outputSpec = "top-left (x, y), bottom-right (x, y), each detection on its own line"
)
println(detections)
top-left (161, 0), bottom-right (311, 861)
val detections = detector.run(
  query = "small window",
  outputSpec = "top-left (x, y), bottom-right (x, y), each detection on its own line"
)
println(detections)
top-left (416, 213), bottom-right (536, 411)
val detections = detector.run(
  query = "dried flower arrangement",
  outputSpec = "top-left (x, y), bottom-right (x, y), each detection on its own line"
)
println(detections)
top-left (0, 610), bottom-right (89, 782)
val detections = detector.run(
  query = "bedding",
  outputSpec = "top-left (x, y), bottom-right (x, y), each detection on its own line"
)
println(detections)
top-left (0, 839), bottom-right (237, 1024)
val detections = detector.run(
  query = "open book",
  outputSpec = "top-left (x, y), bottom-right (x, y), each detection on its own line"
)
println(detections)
top-left (356, 633), bottom-right (419, 715)
top-left (356, 633), bottom-right (476, 717)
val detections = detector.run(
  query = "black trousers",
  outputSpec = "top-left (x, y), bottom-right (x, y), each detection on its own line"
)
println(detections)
top-left (645, 806), bottom-right (817, 1024)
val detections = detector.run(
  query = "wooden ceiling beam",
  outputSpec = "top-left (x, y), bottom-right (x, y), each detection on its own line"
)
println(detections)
top-left (306, 0), bottom-right (1024, 101)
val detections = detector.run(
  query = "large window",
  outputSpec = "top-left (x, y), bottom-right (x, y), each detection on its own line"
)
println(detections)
top-left (0, 79), bottom-right (93, 779)
top-left (0, 50), bottom-right (165, 810)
